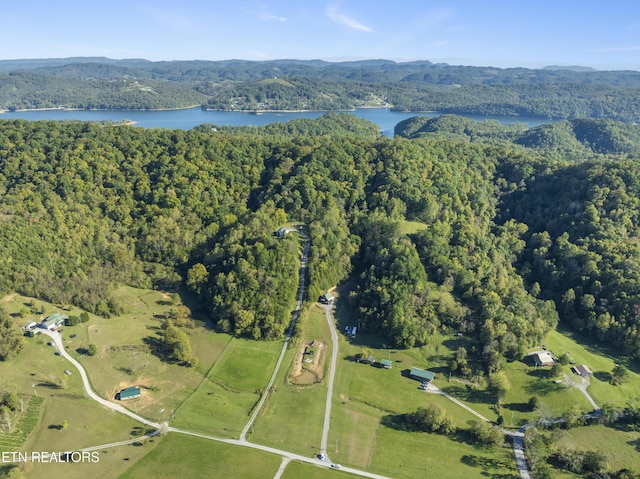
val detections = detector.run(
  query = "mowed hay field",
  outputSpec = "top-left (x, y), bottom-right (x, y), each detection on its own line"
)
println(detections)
top-left (249, 305), bottom-right (331, 456)
top-left (170, 338), bottom-right (282, 438)
top-left (119, 433), bottom-right (282, 479)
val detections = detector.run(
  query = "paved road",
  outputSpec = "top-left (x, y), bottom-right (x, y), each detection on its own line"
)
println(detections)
top-left (241, 232), bottom-right (310, 441)
top-left (320, 303), bottom-right (339, 460)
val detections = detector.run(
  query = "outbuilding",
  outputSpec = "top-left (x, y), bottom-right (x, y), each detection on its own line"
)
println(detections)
top-left (574, 365), bottom-right (593, 377)
top-left (380, 358), bottom-right (393, 369)
top-left (319, 292), bottom-right (335, 305)
top-left (409, 367), bottom-right (435, 383)
top-left (40, 313), bottom-right (68, 331)
top-left (117, 386), bottom-right (141, 401)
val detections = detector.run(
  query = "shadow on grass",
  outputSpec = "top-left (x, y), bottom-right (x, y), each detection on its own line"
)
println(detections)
top-left (503, 402), bottom-right (532, 413)
top-left (142, 336), bottom-right (170, 363)
top-left (37, 381), bottom-right (62, 390)
top-left (527, 368), bottom-right (552, 379)
top-left (593, 371), bottom-right (612, 383)
top-left (460, 454), bottom-right (516, 473)
top-left (523, 379), bottom-right (565, 396)
top-left (440, 383), bottom-right (495, 404)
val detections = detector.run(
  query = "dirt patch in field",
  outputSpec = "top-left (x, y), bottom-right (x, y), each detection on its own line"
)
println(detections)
top-left (108, 377), bottom-right (157, 408)
top-left (290, 340), bottom-right (326, 385)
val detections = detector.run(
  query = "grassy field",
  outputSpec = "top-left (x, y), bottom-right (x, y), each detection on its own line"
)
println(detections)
top-left (281, 460), bottom-right (359, 478)
top-left (544, 327), bottom-right (640, 408)
top-left (370, 427), bottom-right (518, 479)
top-left (171, 337), bottom-right (282, 438)
top-left (248, 305), bottom-right (330, 456)
top-left (555, 424), bottom-right (640, 473)
top-left (119, 433), bottom-right (282, 479)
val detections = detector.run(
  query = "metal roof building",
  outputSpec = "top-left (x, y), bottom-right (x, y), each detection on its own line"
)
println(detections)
top-left (409, 367), bottom-right (435, 382)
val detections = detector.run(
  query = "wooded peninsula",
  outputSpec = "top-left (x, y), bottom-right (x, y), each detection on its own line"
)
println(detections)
top-left (1, 58), bottom-right (640, 122)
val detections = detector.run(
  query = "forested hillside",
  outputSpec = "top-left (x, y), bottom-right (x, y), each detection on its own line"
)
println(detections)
top-left (2, 113), bottom-right (640, 368)
top-left (2, 58), bottom-right (640, 122)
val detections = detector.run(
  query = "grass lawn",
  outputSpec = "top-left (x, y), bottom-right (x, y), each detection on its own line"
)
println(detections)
top-left (281, 460), bottom-right (359, 479)
top-left (19, 390), bottom-right (152, 479)
top-left (544, 327), bottom-right (640, 408)
top-left (120, 433), bottom-right (282, 479)
top-left (555, 424), bottom-right (640, 474)
top-left (497, 359), bottom-right (591, 427)
top-left (399, 220), bottom-right (428, 235)
top-left (249, 305), bottom-right (331, 456)
top-left (370, 426), bottom-right (518, 479)
top-left (171, 337), bottom-right (282, 438)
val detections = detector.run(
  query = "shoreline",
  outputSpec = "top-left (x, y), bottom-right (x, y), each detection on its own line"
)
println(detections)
top-left (0, 104), bottom-right (439, 116)
top-left (0, 105), bottom-right (203, 114)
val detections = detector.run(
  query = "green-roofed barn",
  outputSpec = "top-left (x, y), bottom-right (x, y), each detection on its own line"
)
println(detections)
top-left (380, 358), bottom-right (392, 369)
top-left (410, 367), bottom-right (435, 383)
top-left (117, 386), bottom-right (141, 401)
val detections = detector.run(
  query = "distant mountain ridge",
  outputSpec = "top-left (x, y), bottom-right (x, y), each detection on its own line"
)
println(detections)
top-left (2, 58), bottom-right (640, 121)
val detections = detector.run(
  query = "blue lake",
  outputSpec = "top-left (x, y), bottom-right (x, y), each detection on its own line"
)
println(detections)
top-left (0, 107), bottom-right (551, 137)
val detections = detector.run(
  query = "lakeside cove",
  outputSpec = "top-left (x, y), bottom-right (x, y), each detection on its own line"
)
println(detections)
top-left (0, 107), bottom-right (552, 137)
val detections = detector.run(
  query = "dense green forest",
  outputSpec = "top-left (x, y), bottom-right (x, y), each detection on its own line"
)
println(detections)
top-left (2, 58), bottom-right (640, 122)
top-left (2, 113), bottom-right (640, 368)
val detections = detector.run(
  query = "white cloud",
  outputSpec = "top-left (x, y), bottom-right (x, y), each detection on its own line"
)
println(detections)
top-left (326, 6), bottom-right (373, 33)
top-left (256, 11), bottom-right (286, 22)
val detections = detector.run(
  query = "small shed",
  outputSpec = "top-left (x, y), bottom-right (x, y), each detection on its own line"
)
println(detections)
top-left (319, 292), bottom-right (335, 305)
top-left (117, 386), bottom-right (141, 401)
top-left (409, 367), bottom-right (435, 383)
top-left (574, 365), bottom-right (593, 377)
top-left (380, 358), bottom-right (392, 369)
top-left (364, 354), bottom-right (376, 365)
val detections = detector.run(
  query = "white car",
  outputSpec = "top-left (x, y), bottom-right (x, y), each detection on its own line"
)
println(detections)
top-left (330, 464), bottom-right (341, 469)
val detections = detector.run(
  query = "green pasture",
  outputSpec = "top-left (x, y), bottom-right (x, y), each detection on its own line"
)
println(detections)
top-left (494, 360), bottom-right (591, 427)
top-left (370, 426), bottom-right (518, 479)
top-left (544, 327), bottom-right (640, 408)
top-left (120, 433), bottom-right (282, 479)
top-left (171, 338), bottom-right (282, 438)
top-left (556, 424), bottom-right (640, 473)
top-left (281, 460), bottom-right (358, 479)
top-left (249, 305), bottom-right (331, 455)
top-left (21, 392), bottom-right (151, 479)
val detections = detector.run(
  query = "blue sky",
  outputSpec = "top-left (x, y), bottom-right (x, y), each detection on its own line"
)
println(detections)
top-left (1, 1), bottom-right (639, 70)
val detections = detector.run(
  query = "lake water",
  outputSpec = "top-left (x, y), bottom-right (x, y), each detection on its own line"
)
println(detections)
top-left (0, 107), bottom-right (551, 137)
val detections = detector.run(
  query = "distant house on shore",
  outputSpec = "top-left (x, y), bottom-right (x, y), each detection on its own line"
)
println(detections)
top-left (116, 386), bottom-right (141, 401)
top-left (409, 367), bottom-right (435, 383)
top-left (380, 358), bottom-right (392, 369)
top-left (573, 365), bottom-right (593, 377)
top-left (40, 313), bottom-right (68, 331)
top-left (529, 351), bottom-right (555, 367)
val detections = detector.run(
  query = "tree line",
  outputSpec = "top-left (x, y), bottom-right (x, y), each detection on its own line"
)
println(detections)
top-left (2, 113), bottom-right (640, 368)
